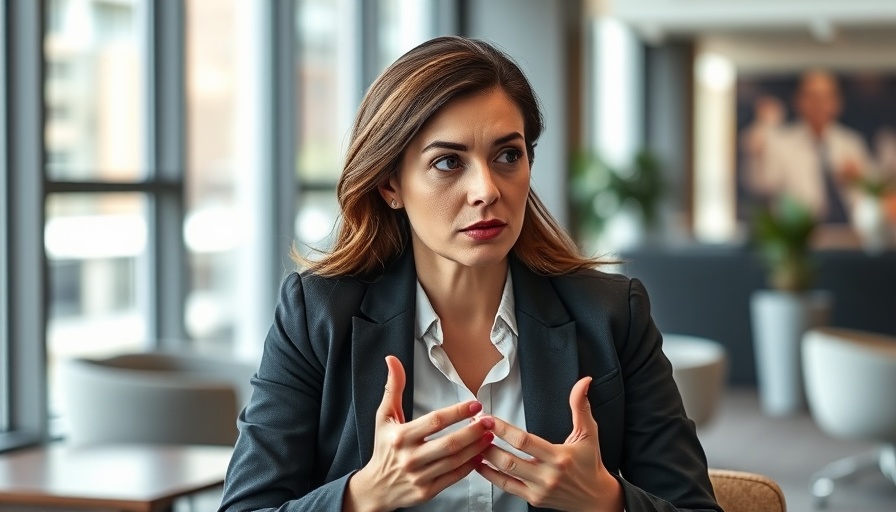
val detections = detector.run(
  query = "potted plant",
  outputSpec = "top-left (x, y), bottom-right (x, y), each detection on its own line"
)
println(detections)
top-left (750, 196), bottom-right (832, 416)
top-left (569, 149), bottom-right (664, 251)
top-left (851, 172), bottom-right (895, 254)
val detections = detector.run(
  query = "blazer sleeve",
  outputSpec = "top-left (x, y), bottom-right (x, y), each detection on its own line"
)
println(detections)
top-left (218, 272), bottom-right (351, 512)
top-left (615, 278), bottom-right (722, 512)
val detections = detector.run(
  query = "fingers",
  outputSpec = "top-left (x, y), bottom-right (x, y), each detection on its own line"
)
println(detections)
top-left (429, 455), bottom-right (482, 495)
top-left (416, 429), bottom-right (495, 481)
top-left (480, 443), bottom-right (541, 483)
top-left (488, 415), bottom-right (553, 460)
top-left (475, 458), bottom-right (529, 498)
top-left (377, 356), bottom-right (406, 423)
top-left (403, 415), bottom-right (493, 472)
top-left (568, 376), bottom-right (596, 439)
top-left (402, 400), bottom-right (484, 439)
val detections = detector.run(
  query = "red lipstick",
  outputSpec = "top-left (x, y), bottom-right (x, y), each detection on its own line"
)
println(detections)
top-left (461, 220), bottom-right (507, 241)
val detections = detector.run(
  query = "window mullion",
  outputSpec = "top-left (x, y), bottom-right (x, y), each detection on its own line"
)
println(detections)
top-left (359, 0), bottom-right (380, 90)
top-left (271, 0), bottom-right (298, 302)
top-left (1, 0), bottom-right (10, 433)
top-left (7, 0), bottom-right (47, 442)
top-left (145, 0), bottom-right (187, 349)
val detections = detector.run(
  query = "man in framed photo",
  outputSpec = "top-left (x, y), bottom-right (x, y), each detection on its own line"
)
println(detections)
top-left (746, 69), bottom-right (871, 225)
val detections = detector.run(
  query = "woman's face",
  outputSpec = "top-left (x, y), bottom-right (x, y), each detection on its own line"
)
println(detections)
top-left (383, 87), bottom-right (531, 271)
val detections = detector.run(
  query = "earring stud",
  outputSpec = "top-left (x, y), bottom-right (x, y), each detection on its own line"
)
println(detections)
top-left (390, 199), bottom-right (398, 209)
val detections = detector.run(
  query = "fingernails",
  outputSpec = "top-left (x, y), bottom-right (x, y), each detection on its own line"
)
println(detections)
top-left (482, 431), bottom-right (494, 443)
top-left (469, 401), bottom-right (483, 414)
top-left (478, 416), bottom-right (495, 430)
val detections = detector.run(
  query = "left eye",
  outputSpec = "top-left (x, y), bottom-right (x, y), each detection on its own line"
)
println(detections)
top-left (496, 149), bottom-right (523, 164)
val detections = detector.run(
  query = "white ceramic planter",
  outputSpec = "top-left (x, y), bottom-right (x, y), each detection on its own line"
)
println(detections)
top-left (750, 290), bottom-right (832, 416)
top-left (854, 195), bottom-right (892, 255)
top-left (663, 335), bottom-right (727, 427)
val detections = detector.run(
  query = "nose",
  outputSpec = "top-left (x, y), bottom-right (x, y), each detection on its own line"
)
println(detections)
top-left (467, 161), bottom-right (500, 206)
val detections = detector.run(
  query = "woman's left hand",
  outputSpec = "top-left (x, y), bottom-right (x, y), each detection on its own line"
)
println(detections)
top-left (475, 377), bottom-right (624, 512)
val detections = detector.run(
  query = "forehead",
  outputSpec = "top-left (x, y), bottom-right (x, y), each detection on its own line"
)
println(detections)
top-left (800, 74), bottom-right (838, 96)
top-left (414, 88), bottom-right (525, 141)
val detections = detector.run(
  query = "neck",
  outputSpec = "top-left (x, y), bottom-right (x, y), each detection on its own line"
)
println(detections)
top-left (412, 251), bottom-right (507, 327)
top-left (807, 121), bottom-right (829, 139)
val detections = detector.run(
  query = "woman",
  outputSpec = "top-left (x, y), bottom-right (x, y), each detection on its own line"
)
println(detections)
top-left (219, 36), bottom-right (721, 512)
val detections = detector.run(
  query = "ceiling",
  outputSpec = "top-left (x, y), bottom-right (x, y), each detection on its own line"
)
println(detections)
top-left (601, 0), bottom-right (896, 43)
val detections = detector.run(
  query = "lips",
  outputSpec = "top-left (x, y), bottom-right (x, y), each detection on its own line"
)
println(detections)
top-left (461, 220), bottom-right (507, 241)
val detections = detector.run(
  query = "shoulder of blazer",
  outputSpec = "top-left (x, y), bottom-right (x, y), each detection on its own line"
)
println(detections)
top-left (510, 257), bottom-right (639, 337)
top-left (287, 248), bottom-right (417, 334)
top-left (546, 267), bottom-right (634, 313)
top-left (540, 266), bottom-right (646, 354)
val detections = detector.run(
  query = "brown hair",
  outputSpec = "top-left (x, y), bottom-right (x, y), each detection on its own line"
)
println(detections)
top-left (295, 36), bottom-right (601, 277)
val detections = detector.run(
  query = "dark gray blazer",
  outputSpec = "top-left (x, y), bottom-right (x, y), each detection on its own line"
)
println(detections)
top-left (219, 251), bottom-right (722, 512)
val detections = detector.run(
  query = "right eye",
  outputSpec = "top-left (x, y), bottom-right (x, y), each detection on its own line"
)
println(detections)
top-left (433, 155), bottom-right (463, 172)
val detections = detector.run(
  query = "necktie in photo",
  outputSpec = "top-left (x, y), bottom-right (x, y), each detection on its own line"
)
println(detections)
top-left (816, 141), bottom-right (849, 224)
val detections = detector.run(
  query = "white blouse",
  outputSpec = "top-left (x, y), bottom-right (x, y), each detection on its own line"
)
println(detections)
top-left (410, 272), bottom-right (529, 512)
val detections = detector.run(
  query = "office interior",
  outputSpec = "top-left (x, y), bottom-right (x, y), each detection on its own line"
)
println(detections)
top-left (2, 0), bottom-right (895, 510)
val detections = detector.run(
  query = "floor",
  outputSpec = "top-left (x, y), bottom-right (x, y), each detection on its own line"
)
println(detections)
top-left (698, 388), bottom-right (896, 512)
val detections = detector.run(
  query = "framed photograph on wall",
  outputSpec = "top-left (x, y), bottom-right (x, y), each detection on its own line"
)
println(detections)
top-left (734, 71), bottom-right (896, 222)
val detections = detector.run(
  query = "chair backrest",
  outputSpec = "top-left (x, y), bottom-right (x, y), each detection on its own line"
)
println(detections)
top-left (802, 327), bottom-right (896, 442)
top-left (709, 469), bottom-right (787, 512)
top-left (61, 352), bottom-right (256, 447)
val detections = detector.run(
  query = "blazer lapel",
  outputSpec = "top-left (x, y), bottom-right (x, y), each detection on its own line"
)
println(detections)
top-left (510, 257), bottom-right (580, 445)
top-left (351, 250), bottom-right (417, 464)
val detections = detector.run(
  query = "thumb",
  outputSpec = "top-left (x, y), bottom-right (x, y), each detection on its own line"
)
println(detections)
top-left (567, 376), bottom-right (596, 441)
top-left (378, 355), bottom-right (406, 423)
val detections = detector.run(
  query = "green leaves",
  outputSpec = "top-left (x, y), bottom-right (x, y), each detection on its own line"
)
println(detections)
top-left (852, 173), bottom-right (894, 197)
top-left (750, 196), bottom-right (818, 292)
top-left (569, 149), bottom-right (665, 241)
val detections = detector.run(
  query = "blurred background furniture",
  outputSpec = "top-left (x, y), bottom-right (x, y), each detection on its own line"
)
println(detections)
top-left (709, 468), bottom-right (787, 512)
top-left (802, 328), bottom-right (896, 506)
top-left (0, 444), bottom-right (232, 512)
top-left (622, 247), bottom-right (896, 386)
top-left (663, 334), bottom-right (727, 427)
top-left (60, 352), bottom-right (256, 446)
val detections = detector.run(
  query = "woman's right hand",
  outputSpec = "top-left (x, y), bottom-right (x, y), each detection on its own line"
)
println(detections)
top-left (343, 356), bottom-right (495, 512)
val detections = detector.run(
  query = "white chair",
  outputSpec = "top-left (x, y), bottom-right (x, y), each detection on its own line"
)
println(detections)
top-left (663, 334), bottom-right (727, 427)
top-left (802, 327), bottom-right (896, 506)
top-left (60, 352), bottom-right (256, 447)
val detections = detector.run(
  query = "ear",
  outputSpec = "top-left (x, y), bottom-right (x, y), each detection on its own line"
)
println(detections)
top-left (377, 174), bottom-right (402, 205)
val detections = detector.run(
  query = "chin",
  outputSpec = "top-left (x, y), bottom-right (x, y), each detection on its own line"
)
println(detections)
top-left (454, 244), bottom-right (515, 268)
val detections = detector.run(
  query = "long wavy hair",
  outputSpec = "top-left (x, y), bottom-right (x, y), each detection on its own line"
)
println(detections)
top-left (295, 36), bottom-right (601, 277)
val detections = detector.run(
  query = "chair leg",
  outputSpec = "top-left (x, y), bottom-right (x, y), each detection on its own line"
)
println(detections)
top-left (810, 448), bottom-right (884, 508)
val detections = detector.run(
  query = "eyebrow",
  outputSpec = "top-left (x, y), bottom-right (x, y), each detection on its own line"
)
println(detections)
top-left (421, 131), bottom-right (524, 154)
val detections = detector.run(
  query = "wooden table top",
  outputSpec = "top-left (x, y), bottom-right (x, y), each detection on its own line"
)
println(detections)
top-left (0, 443), bottom-right (233, 512)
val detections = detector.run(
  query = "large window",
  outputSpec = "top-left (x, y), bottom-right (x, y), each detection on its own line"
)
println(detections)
top-left (44, 0), bottom-right (145, 181)
top-left (294, 0), bottom-right (354, 252)
top-left (2, 0), bottom-right (448, 446)
top-left (43, 0), bottom-right (152, 423)
top-left (294, 0), bottom-right (437, 255)
top-left (185, 0), bottom-right (242, 348)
